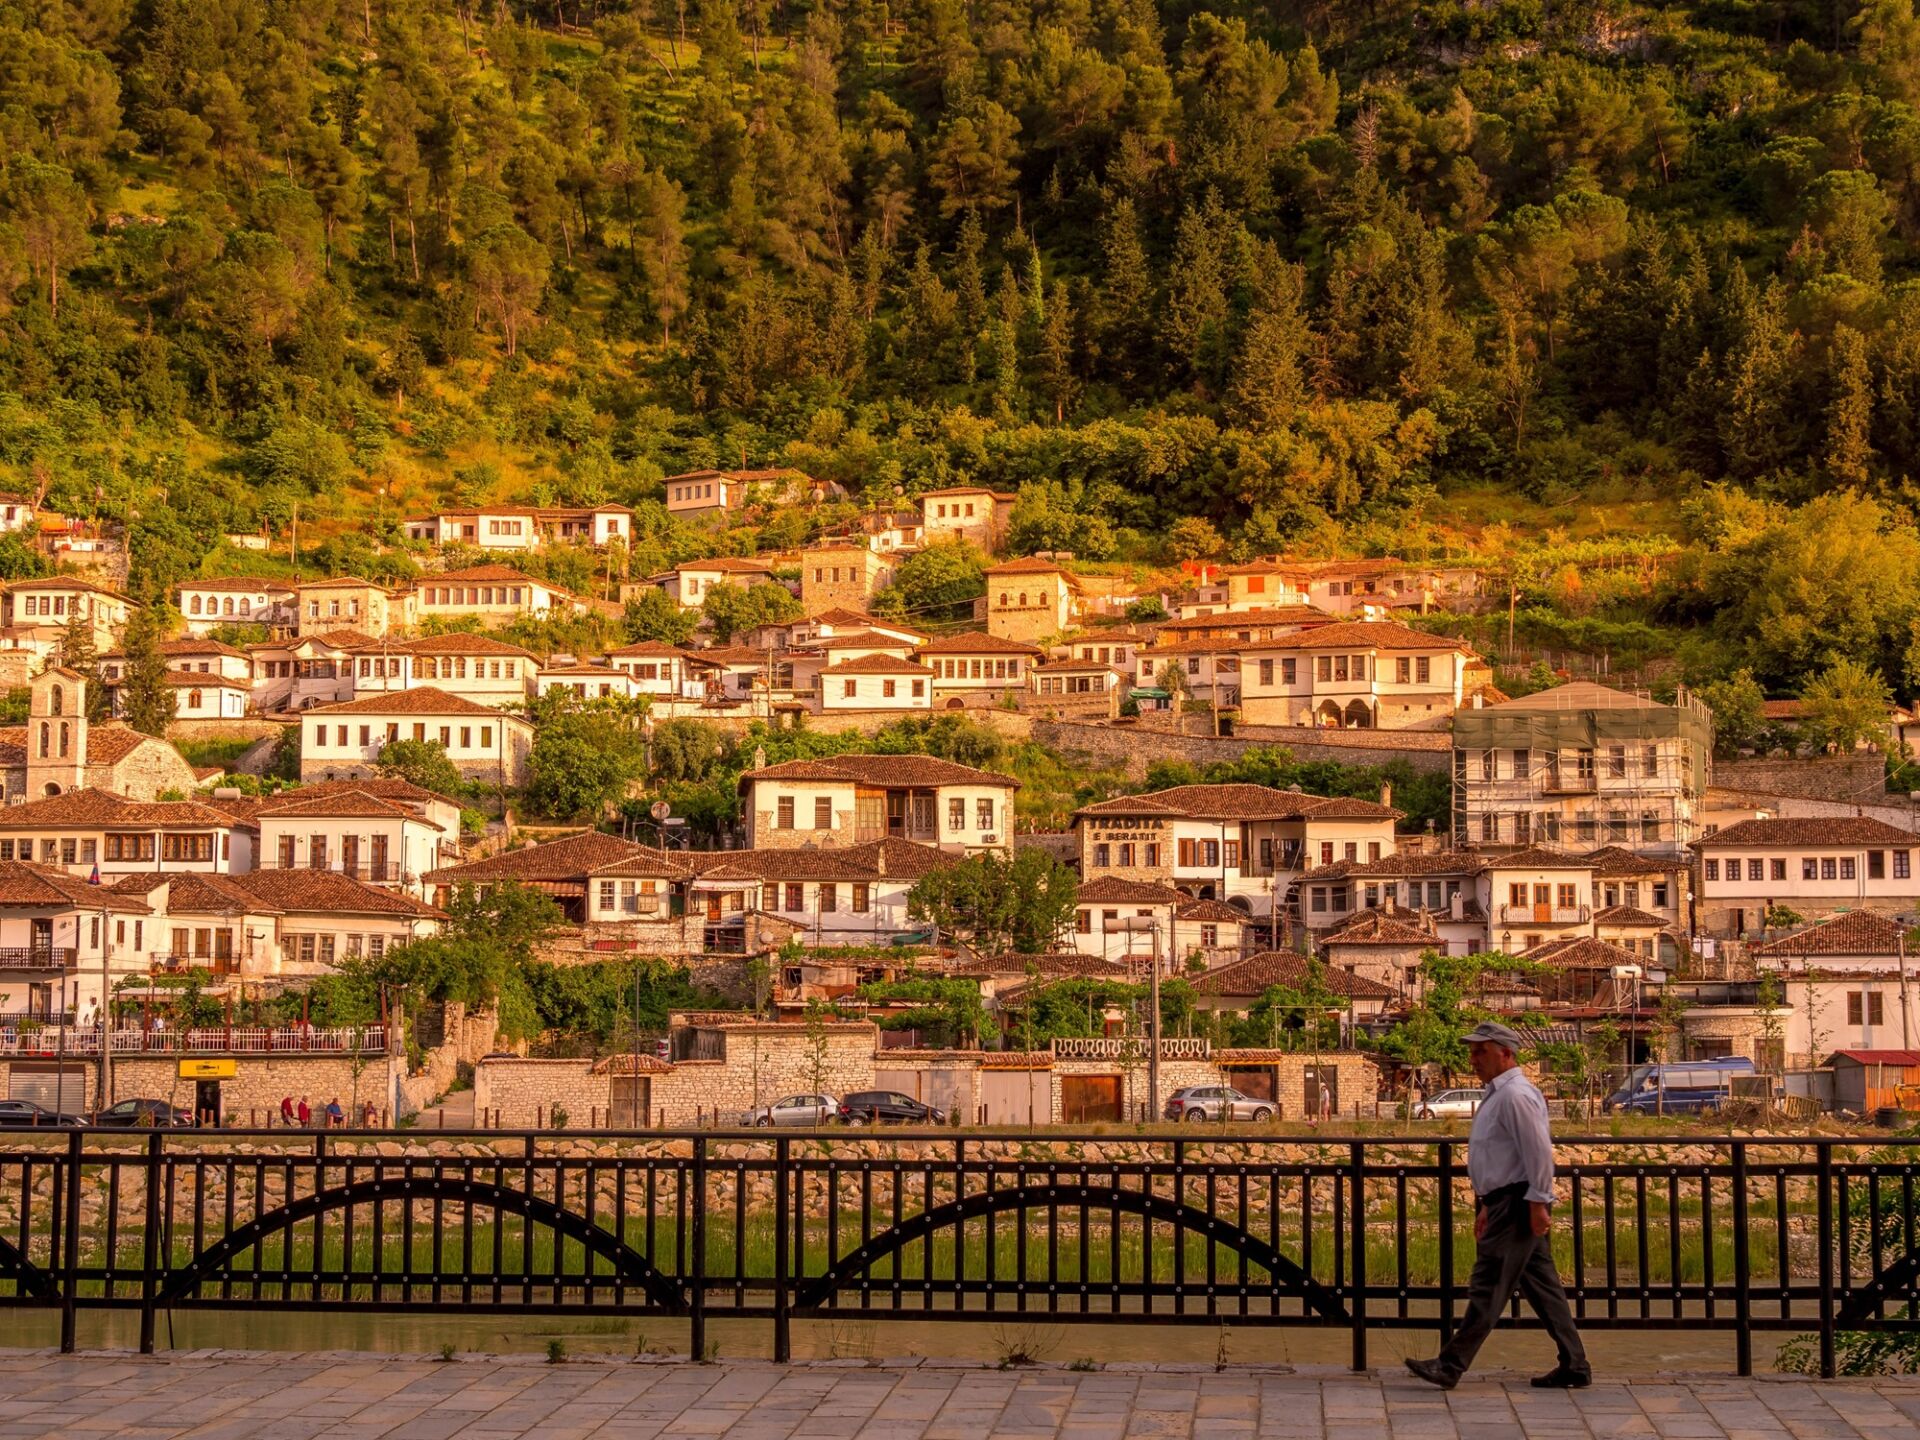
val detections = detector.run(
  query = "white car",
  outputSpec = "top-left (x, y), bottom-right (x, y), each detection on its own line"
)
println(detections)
top-left (1416, 1088), bottom-right (1485, 1120)
top-left (740, 1094), bottom-right (838, 1127)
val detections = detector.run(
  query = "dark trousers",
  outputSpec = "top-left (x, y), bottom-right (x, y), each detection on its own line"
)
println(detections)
top-left (1437, 1212), bottom-right (1588, 1377)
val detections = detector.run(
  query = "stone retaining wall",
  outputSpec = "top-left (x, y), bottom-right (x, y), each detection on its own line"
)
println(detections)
top-left (1029, 717), bottom-right (1452, 780)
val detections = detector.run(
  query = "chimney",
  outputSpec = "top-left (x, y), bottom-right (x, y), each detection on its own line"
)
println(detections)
top-left (1472, 692), bottom-right (1484, 709)
top-left (874, 844), bottom-right (887, 877)
top-left (1378, 780), bottom-right (1393, 809)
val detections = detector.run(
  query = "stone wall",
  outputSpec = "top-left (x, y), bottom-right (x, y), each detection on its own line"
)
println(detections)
top-left (473, 1057), bottom-right (613, 1128)
top-left (111, 1053), bottom-right (402, 1125)
top-left (167, 719), bottom-right (286, 745)
top-left (1028, 716), bottom-right (1453, 780)
top-left (1715, 753), bottom-right (1889, 804)
top-left (397, 1001), bottom-right (499, 1119)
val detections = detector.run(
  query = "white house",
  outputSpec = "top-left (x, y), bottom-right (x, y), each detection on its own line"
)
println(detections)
top-left (0, 788), bottom-right (258, 878)
top-left (0, 860), bottom-right (165, 1019)
top-left (255, 787), bottom-right (450, 896)
top-left (1234, 620), bottom-right (1479, 730)
top-left (222, 869), bottom-right (444, 979)
top-left (604, 641), bottom-right (711, 701)
top-left (740, 754), bottom-right (1018, 853)
top-left (817, 655), bottom-right (932, 711)
top-left (649, 557), bottom-right (780, 609)
top-left (536, 665), bottom-right (643, 702)
top-left (1751, 911), bottom-right (1918, 1067)
top-left (918, 632), bottom-right (1041, 708)
top-left (2, 578), bottom-right (135, 655)
top-left (664, 468), bottom-right (840, 519)
top-left (1692, 817), bottom-right (1920, 940)
top-left (347, 633), bottom-right (539, 706)
top-left (299, 688), bottom-right (535, 787)
top-left (412, 565), bottom-right (579, 626)
top-left (682, 839), bottom-right (953, 949)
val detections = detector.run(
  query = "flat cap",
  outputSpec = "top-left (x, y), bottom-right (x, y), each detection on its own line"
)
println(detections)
top-left (1463, 1020), bottom-right (1523, 1052)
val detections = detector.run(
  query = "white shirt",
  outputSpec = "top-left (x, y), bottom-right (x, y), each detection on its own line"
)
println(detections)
top-left (1466, 1066), bottom-right (1555, 1205)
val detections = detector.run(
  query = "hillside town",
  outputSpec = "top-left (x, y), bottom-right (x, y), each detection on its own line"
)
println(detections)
top-left (0, 474), bottom-right (1914, 1132)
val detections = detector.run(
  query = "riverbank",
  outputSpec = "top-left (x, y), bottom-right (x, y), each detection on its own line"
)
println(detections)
top-left (2, 1349), bottom-right (1915, 1439)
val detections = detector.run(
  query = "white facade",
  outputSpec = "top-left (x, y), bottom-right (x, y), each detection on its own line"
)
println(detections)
top-left (1693, 818), bottom-right (1920, 939)
top-left (818, 659), bottom-right (932, 711)
top-left (413, 567), bottom-right (576, 625)
top-left (537, 666), bottom-right (643, 702)
top-left (299, 691), bottom-right (535, 787)
top-left (1234, 621), bottom-right (1474, 731)
top-left (741, 758), bottom-right (1017, 854)
top-left (177, 580), bottom-right (295, 635)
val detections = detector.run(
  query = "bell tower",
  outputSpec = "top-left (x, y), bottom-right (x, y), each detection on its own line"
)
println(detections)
top-left (27, 666), bottom-right (87, 799)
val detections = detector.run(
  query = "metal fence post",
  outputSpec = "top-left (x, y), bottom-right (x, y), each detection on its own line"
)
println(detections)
top-left (1437, 1141), bottom-right (1456, 1346)
top-left (58, 1128), bottom-right (81, 1354)
top-left (1349, 1141), bottom-right (1367, 1372)
top-left (1816, 1143), bottom-right (1836, 1379)
top-left (690, 1135), bottom-right (708, 1363)
top-left (773, 1135), bottom-right (791, 1363)
top-left (1731, 1142), bottom-right (1752, 1378)
top-left (138, 1132), bottom-right (162, 1355)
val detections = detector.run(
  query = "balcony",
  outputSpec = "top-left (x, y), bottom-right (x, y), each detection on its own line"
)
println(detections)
top-left (0, 1025), bottom-right (389, 1056)
top-left (1498, 904), bottom-right (1591, 926)
top-left (1541, 772), bottom-right (1597, 794)
top-left (267, 861), bottom-right (402, 883)
top-left (0, 946), bottom-right (76, 970)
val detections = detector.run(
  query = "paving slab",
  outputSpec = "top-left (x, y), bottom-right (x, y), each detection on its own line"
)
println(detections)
top-left (0, 1352), bottom-right (1916, 1438)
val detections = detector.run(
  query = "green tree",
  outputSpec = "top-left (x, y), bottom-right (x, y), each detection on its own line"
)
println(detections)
top-left (854, 970), bottom-right (987, 1048)
top-left (872, 541), bottom-right (985, 623)
top-left (701, 581), bottom-right (802, 643)
top-left (376, 739), bottom-right (466, 797)
top-left (466, 223), bottom-right (550, 357)
top-left (907, 849), bottom-right (1077, 957)
top-left (1696, 669), bottom-right (1767, 757)
top-left (1799, 658), bottom-right (1894, 752)
top-left (1164, 517), bottom-right (1224, 564)
top-left (1826, 325), bottom-right (1875, 484)
top-left (56, 609), bottom-right (108, 722)
top-left (117, 603), bottom-right (175, 738)
top-left (526, 700), bottom-right (650, 821)
top-left (5, 159), bottom-right (90, 315)
top-left (623, 587), bottom-right (699, 646)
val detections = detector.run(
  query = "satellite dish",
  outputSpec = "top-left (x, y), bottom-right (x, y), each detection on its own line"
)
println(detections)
top-left (650, 800), bottom-right (672, 821)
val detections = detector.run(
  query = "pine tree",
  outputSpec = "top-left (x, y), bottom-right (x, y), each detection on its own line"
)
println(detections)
top-left (1039, 280), bottom-right (1077, 424)
top-left (1825, 324), bottom-right (1875, 485)
top-left (57, 609), bottom-right (107, 722)
top-left (118, 604), bottom-right (176, 739)
top-left (1227, 255), bottom-right (1309, 429)
top-left (1096, 195), bottom-right (1153, 382)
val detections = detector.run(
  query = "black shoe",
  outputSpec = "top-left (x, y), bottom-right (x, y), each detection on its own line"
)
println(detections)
top-left (1530, 1366), bottom-right (1592, 1389)
top-left (1405, 1357), bottom-right (1459, 1390)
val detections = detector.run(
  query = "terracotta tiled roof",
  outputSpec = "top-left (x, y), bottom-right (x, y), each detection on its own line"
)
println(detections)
top-left (7, 576), bottom-right (130, 598)
top-left (685, 839), bottom-right (953, 883)
top-left (1483, 847), bottom-right (1599, 870)
top-left (105, 638), bottom-right (250, 661)
top-left (0, 787), bottom-right (249, 829)
top-left (177, 577), bottom-right (296, 594)
top-left (257, 789), bottom-right (446, 829)
top-left (164, 674), bottom-right (247, 689)
top-left (679, 556), bottom-right (777, 574)
top-left (1526, 936), bottom-right (1643, 970)
top-left (809, 607), bottom-right (923, 632)
top-left (1481, 681), bottom-right (1668, 712)
top-left (540, 665), bottom-right (629, 678)
top-left (1593, 905), bottom-right (1670, 928)
top-left (0, 722), bottom-right (159, 769)
top-left (919, 485), bottom-right (1015, 500)
top-left (985, 556), bottom-right (1069, 576)
top-left (1582, 846), bottom-right (1689, 875)
top-left (306, 687), bottom-right (517, 718)
top-left (297, 576), bottom-right (382, 591)
top-left (225, 869), bottom-right (444, 917)
top-left (1191, 951), bottom-right (1393, 999)
top-left (807, 630), bottom-right (917, 651)
top-left (585, 848), bottom-right (696, 881)
top-left (590, 1054), bottom-right (675, 1075)
top-left (271, 777), bottom-right (461, 809)
top-left (1695, 817), bottom-right (1920, 848)
top-left (821, 654), bottom-right (932, 675)
top-left (1175, 899), bottom-right (1247, 923)
top-left (0, 860), bottom-right (152, 911)
top-left (426, 830), bottom-right (646, 884)
top-left (740, 755), bottom-right (1019, 790)
top-left (1321, 911), bottom-right (1437, 946)
top-left (607, 640), bottom-right (693, 659)
top-left (431, 564), bottom-right (546, 584)
top-left (1076, 876), bottom-right (1186, 905)
top-left (1075, 784), bottom-right (1398, 823)
top-left (1236, 620), bottom-right (1473, 654)
top-left (395, 634), bottom-right (540, 658)
top-left (1159, 606), bottom-right (1333, 631)
top-left (915, 632), bottom-right (1044, 656)
top-left (1032, 659), bottom-right (1123, 674)
top-left (111, 870), bottom-right (277, 915)
top-left (1752, 910), bottom-right (1909, 957)
top-left (950, 951), bottom-right (1130, 979)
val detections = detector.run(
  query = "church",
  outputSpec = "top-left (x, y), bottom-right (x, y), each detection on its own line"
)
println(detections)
top-left (0, 668), bottom-right (200, 802)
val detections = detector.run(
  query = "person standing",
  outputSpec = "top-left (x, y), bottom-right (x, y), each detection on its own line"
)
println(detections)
top-left (279, 1095), bottom-right (295, 1127)
top-left (296, 1096), bottom-right (311, 1127)
top-left (1406, 1022), bottom-right (1590, 1390)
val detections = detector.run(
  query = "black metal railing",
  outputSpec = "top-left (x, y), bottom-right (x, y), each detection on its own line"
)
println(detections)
top-left (0, 1131), bottom-right (1913, 1377)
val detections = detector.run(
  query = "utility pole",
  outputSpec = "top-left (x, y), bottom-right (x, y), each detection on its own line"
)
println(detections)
top-left (1147, 920), bottom-right (1161, 1123)
top-left (1900, 929), bottom-right (1913, 1051)
top-left (98, 902), bottom-right (112, 1109)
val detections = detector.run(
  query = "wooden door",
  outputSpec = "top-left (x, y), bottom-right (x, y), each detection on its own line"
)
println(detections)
top-left (981, 1069), bottom-right (1047, 1126)
top-left (610, 1077), bottom-right (650, 1128)
top-left (1060, 1074), bottom-right (1122, 1123)
top-left (1533, 884), bottom-right (1551, 923)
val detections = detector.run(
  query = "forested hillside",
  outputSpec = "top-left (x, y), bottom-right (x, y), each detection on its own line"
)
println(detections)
top-left (7, 0), bottom-right (1920, 696)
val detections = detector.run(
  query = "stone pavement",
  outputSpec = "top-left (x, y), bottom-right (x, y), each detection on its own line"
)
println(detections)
top-left (1, 1351), bottom-right (1917, 1440)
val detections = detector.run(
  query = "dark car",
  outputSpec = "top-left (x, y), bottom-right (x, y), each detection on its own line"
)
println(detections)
top-left (92, 1098), bottom-right (192, 1127)
top-left (837, 1090), bottom-right (945, 1125)
top-left (0, 1099), bottom-right (85, 1127)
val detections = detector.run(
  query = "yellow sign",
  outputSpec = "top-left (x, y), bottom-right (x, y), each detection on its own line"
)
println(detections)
top-left (177, 1059), bottom-right (237, 1080)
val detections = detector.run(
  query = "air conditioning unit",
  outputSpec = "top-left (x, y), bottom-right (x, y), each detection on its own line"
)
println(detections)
top-left (981, 834), bottom-right (999, 844)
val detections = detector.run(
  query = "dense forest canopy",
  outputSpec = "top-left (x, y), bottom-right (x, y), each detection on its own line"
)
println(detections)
top-left (6, 0), bottom-right (1920, 689)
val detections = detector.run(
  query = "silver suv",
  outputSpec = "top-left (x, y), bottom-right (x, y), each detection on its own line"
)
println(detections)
top-left (1164, 1085), bottom-right (1274, 1123)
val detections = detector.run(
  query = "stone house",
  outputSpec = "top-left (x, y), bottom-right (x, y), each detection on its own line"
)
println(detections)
top-left (176, 577), bottom-right (296, 635)
top-left (0, 787), bottom-right (258, 879)
top-left (296, 578), bottom-right (412, 638)
top-left (816, 654), bottom-right (932, 712)
top-left (919, 631), bottom-right (1041, 709)
top-left (1188, 950), bottom-right (1395, 1034)
top-left (1319, 908), bottom-right (1440, 1002)
top-left (219, 868), bottom-right (445, 979)
top-left (1234, 620), bottom-right (1480, 731)
top-left (984, 557), bottom-right (1077, 644)
top-left (1, 576), bottom-right (135, 657)
top-left (0, 670), bottom-right (199, 802)
top-left (918, 486), bottom-right (1015, 552)
top-left (650, 557), bottom-right (779, 609)
top-left (412, 565), bottom-right (580, 626)
top-left (800, 541), bottom-right (896, 613)
top-left (1026, 659), bottom-right (1123, 719)
top-left (347, 633), bottom-right (540, 707)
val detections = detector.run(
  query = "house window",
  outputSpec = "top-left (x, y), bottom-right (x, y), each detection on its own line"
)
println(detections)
top-left (1397, 657), bottom-right (1411, 684)
top-left (1848, 992), bottom-right (1886, 1026)
top-left (1416, 656), bottom-right (1430, 684)
top-left (1841, 857), bottom-right (1856, 880)
top-left (1803, 858), bottom-right (1818, 881)
top-left (1870, 851), bottom-right (1886, 879)
top-left (599, 880), bottom-right (615, 911)
top-left (784, 883), bottom-right (804, 912)
top-left (1094, 844), bottom-right (1110, 866)
top-left (1770, 859), bottom-right (1786, 881)
top-left (976, 799), bottom-right (994, 831)
top-left (777, 797), bottom-right (795, 829)
top-left (852, 883), bottom-right (870, 913)
top-left (1704, 859), bottom-right (1719, 882)
top-left (1748, 859), bottom-right (1764, 882)
top-left (843, 679), bottom-right (856, 698)
top-left (1898, 851), bottom-right (1912, 879)
top-left (1320, 842), bottom-right (1334, 865)
top-left (1224, 840), bottom-right (1241, 867)
top-left (948, 798), bottom-right (965, 829)
top-left (1822, 858), bottom-right (1838, 880)
top-left (1282, 659), bottom-right (1296, 684)
top-left (820, 884), bottom-right (838, 913)
top-left (1260, 659), bottom-right (1274, 685)
top-left (814, 796), bottom-right (832, 829)
top-left (1076, 910), bottom-right (1092, 933)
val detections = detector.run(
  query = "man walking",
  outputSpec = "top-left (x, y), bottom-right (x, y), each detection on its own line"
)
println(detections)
top-left (1406, 1021), bottom-right (1590, 1390)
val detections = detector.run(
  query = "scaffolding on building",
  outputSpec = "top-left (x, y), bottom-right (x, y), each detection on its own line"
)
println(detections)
top-left (1450, 682), bottom-right (1715, 853)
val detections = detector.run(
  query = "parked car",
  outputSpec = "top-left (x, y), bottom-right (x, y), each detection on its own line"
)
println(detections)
top-left (741, 1094), bottom-right (838, 1127)
top-left (1415, 1088), bottom-right (1486, 1120)
top-left (92, 1098), bottom-right (192, 1127)
top-left (1605, 1059), bottom-right (1757, 1115)
top-left (837, 1091), bottom-right (944, 1125)
top-left (1164, 1086), bottom-right (1274, 1123)
top-left (0, 1099), bottom-right (85, 1127)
